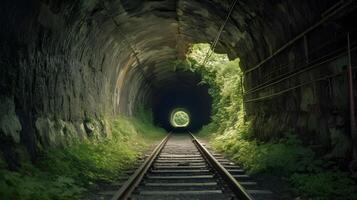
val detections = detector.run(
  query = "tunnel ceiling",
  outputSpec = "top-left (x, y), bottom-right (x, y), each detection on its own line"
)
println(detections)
top-left (0, 0), bottom-right (345, 130)
top-left (1, 0), bottom-right (356, 158)
top-left (92, 0), bottom-right (335, 86)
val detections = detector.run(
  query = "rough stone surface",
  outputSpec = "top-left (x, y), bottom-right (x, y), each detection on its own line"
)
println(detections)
top-left (0, 0), bottom-right (355, 161)
top-left (243, 5), bottom-right (357, 159)
top-left (0, 96), bottom-right (21, 143)
top-left (35, 117), bottom-right (82, 147)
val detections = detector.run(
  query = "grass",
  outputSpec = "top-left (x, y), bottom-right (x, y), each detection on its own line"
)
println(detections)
top-left (0, 114), bottom-right (166, 199)
top-left (199, 118), bottom-right (357, 200)
top-left (187, 43), bottom-right (357, 199)
top-left (290, 171), bottom-right (357, 200)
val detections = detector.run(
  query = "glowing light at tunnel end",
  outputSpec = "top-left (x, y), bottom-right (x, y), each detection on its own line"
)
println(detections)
top-left (170, 108), bottom-right (190, 128)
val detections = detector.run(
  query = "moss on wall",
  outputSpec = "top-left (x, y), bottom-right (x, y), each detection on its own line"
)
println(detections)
top-left (0, 96), bottom-right (21, 143)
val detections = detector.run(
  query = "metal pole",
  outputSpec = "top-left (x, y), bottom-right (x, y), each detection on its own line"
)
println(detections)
top-left (201, 0), bottom-right (238, 66)
top-left (240, 74), bottom-right (246, 123)
top-left (347, 32), bottom-right (357, 160)
top-left (304, 35), bottom-right (309, 64)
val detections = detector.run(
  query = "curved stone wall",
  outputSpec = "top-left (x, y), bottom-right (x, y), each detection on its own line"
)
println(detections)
top-left (0, 0), bottom-right (350, 159)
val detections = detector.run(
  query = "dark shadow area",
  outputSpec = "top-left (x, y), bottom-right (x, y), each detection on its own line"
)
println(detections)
top-left (151, 71), bottom-right (212, 133)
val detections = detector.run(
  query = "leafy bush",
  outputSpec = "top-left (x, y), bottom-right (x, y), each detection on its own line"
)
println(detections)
top-left (290, 172), bottom-right (357, 200)
top-left (187, 43), bottom-right (357, 199)
top-left (214, 128), bottom-right (317, 174)
top-left (209, 113), bottom-right (357, 199)
top-left (0, 161), bottom-right (84, 199)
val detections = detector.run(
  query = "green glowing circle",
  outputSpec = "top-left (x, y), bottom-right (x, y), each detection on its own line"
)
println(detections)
top-left (170, 109), bottom-right (190, 127)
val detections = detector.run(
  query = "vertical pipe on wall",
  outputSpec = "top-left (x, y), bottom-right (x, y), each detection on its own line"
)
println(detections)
top-left (240, 74), bottom-right (245, 123)
top-left (347, 32), bottom-right (357, 162)
top-left (304, 35), bottom-right (309, 64)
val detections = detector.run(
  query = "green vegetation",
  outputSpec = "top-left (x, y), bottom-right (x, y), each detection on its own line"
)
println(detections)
top-left (174, 44), bottom-right (243, 133)
top-left (212, 120), bottom-right (357, 199)
top-left (182, 43), bottom-right (357, 200)
top-left (171, 110), bottom-right (190, 127)
top-left (0, 110), bottom-right (165, 199)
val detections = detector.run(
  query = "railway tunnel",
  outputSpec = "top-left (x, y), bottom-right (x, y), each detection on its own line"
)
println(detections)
top-left (0, 0), bottom-right (357, 198)
top-left (1, 0), bottom-right (356, 168)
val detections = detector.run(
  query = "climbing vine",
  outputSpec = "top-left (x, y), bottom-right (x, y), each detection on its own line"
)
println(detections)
top-left (174, 43), bottom-right (243, 132)
top-left (177, 43), bottom-right (357, 200)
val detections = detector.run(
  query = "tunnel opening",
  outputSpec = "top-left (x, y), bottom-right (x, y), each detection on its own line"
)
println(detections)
top-left (148, 42), bottom-right (242, 133)
top-left (1, 0), bottom-right (357, 199)
top-left (147, 42), bottom-right (242, 133)
top-left (151, 70), bottom-right (212, 133)
top-left (170, 109), bottom-right (190, 128)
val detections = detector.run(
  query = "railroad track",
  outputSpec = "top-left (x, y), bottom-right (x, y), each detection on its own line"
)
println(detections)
top-left (112, 133), bottom-right (274, 200)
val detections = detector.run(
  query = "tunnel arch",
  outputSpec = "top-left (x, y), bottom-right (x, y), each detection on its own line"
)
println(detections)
top-left (152, 72), bottom-right (212, 132)
top-left (1, 0), bottom-right (336, 114)
top-left (0, 0), bottom-right (355, 158)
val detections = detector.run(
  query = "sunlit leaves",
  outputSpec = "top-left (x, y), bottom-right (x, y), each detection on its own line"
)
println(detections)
top-left (185, 43), bottom-right (243, 131)
top-left (187, 43), bottom-right (357, 199)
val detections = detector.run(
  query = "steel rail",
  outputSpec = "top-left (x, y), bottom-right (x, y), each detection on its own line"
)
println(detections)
top-left (111, 133), bottom-right (171, 200)
top-left (189, 132), bottom-right (254, 200)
